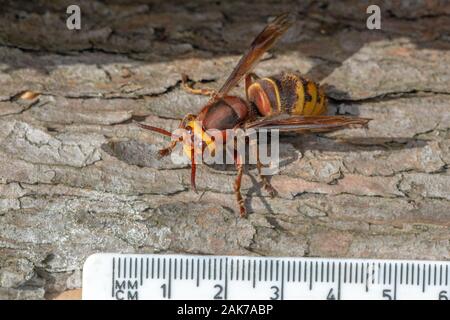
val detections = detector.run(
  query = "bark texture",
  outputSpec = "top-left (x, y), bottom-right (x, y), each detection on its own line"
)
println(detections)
top-left (0, 0), bottom-right (449, 299)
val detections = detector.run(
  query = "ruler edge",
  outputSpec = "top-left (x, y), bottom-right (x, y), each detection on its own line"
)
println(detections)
top-left (83, 252), bottom-right (450, 266)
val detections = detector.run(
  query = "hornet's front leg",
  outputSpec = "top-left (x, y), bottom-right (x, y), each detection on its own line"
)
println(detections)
top-left (158, 113), bottom-right (196, 157)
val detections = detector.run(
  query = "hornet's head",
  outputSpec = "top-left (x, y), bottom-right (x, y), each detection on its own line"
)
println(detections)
top-left (136, 117), bottom-right (217, 193)
top-left (182, 119), bottom-right (216, 161)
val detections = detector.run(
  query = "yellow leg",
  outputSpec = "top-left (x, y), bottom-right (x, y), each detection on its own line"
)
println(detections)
top-left (181, 74), bottom-right (217, 97)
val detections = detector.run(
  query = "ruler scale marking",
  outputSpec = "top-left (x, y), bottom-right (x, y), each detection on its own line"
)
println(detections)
top-left (344, 262), bottom-right (347, 284)
top-left (434, 264), bottom-right (437, 286)
top-left (224, 258), bottom-right (228, 300)
top-left (208, 258), bottom-right (211, 281)
top-left (230, 259), bottom-right (234, 281)
top-left (117, 257), bottom-right (121, 280)
top-left (174, 258), bottom-right (177, 280)
top-left (360, 262), bottom-right (364, 284)
top-left (439, 264), bottom-right (442, 286)
top-left (252, 260), bottom-right (256, 288)
top-left (281, 261), bottom-right (285, 300)
top-left (247, 259), bottom-right (251, 281)
top-left (309, 261), bottom-right (313, 289)
top-left (389, 263), bottom-right (392, 285)
top-left (219, 258), bottom-right (222, 281)
top-left (349, 262), bottom-right (353, 284)
top-left (365, 262), bottom-right (369, 292)
top-left (202, 259), bottom-right (206, 280)
top-left (287, 260), bottom-right (291, 282)
top-left (428, 264), bottom-right (431, 286)
top-left (264, 260), bottom-right (268, 282)
top-left (196, 259), bottom-right (199, 286)
top-left (422, 264), bottom-right (426, 292)
top-left (270, 260), bottom-right (273, 282)
top-left (400, 262), bottom-right (403, 285)
top-left (276, 260), bottom-right (279, 282)
top-left (180, 258), bottom-right (184, 280)
top-left (445, 265), bottom-right (448, 286)
top-left (315, 261), bottom-right (318, 283)
top-left (242, 259), bottom-right (246, 281)
top-left (303, 261), bottom-right (307, 282)
top-left (111, 258), bottom-right (115, 297)
top-left (129, 258), bottom-right (132, 279)
top-left (394, 263), bottom-right (398, 300)
top-left (337, 262), bottom-right (342, 300)
top-left (332, 262), bottom-right (335, 283)
top-left (259, 260), bottom-right (262, 282)
top-left (140, 258), bottom-right (143, 285)
top-left (299, 261), bottom-right (302, 283)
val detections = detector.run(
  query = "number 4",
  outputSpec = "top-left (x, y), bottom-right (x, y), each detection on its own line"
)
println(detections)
top-left (327, 288), bottom-right (336, 300)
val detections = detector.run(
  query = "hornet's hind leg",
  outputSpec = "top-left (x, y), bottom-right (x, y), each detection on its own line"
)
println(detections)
top-left (181, 74), bottom-right (217, 97)
top-left (256, 154), bottom-right (277, 198)
top-left (233, 151), bottom-right (247, 217)
top-left (247, 131), bottom-right (277, 198)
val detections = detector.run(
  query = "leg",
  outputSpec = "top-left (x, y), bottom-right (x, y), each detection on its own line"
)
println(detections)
top-left (245, 72), bottom-right (260, 100)
top-left (256, 155), bottom-right (277, 198)
top-left (181, 74), bottom-right (217, 97)
top-left (234, 151), bottom-right (246, 217)
top-left (158, 113), bottom-right (195, 157)
top-left (190, 146), bottom-right (197, 192)
top-left (158, 137), bottom-right (180, 157)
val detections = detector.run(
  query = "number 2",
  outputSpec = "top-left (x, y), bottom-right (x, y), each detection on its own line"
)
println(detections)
top-left (214, 284), bottom-right (224, 299)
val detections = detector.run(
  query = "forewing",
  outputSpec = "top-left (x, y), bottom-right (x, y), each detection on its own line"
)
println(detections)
top-left (215, 13), bottom-right (293, 98)
top-left (244, 114), bottom-right (371, 133)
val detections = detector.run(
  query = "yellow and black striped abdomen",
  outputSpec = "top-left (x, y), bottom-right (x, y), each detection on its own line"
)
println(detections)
top-left (247, 73), bottom-right (327, 117)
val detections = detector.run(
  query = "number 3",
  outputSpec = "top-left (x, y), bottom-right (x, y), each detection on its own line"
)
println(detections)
top-left (270, 286), bottom-right (280, 300)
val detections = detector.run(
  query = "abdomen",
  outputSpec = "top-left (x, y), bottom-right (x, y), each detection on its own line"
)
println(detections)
top-left (247, 73), bottom-right (327, 117)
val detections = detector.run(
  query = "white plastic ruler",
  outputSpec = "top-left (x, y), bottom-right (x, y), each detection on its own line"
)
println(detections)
top-left (82, 253), bottom-right (450, 300)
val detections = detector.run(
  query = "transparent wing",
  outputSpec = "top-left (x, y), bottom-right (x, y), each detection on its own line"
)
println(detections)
top-left (215, 13), bottom-right (294, 98)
